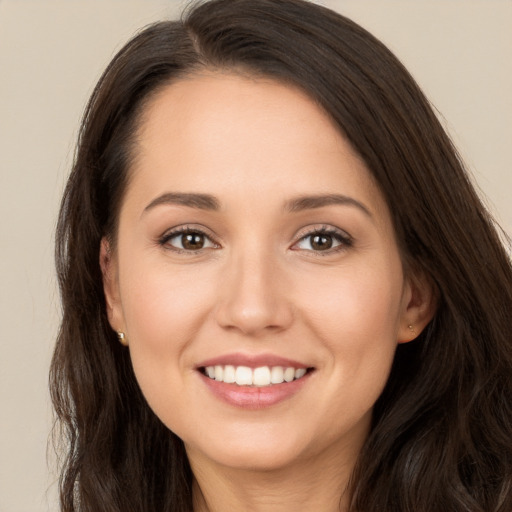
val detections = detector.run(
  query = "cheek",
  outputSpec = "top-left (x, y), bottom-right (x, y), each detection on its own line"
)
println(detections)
top-left (122, 262), bottom-right (214, 343)
top-left (300, 262), bottom-right (403, 338)
top-left (297, 261), bottom-right (404, 389)
top-left (118, 261), bottom-right (220, 431)
top-left (118, 261), bottom-right (217, 399)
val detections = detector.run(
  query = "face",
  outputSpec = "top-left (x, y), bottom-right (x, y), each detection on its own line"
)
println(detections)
top-left (102, 72), bottom-right (430, 474)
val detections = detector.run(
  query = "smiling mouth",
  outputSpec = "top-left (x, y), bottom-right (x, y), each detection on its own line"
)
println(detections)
top-left (200, 365), bottom-right (314, 387)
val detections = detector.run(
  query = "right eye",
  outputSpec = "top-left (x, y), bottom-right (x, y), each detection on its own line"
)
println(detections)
top-left (159, 228), bottom-right (218, 253)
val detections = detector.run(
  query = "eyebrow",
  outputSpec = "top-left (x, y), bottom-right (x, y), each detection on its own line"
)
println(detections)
top-left (142, 191), bottom-right (371, 217)
top-left (143, 192), bottom-right (221, 214)
top-left (284, 194), bottom-right (372, 217)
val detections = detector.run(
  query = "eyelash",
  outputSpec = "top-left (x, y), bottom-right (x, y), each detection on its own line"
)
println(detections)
top-left (293, 226), bottom-right (353, 255)
top-left (158, 225), bottom-right (353, 255)
top-left (158, 226), bottom-right (219, 254)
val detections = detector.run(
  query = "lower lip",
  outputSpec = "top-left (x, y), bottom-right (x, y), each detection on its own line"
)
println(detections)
top-left (199, 371), bottom-right (312, 409)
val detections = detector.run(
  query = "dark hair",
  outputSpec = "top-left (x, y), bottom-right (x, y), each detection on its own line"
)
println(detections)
top-left (50, 0), bottom-right (512, 510)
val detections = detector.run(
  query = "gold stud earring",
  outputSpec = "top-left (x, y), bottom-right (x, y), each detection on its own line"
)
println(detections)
top-left (408, 324), bottom-right (416, 337)
top-left (117, 331), bottom-right (128, 346)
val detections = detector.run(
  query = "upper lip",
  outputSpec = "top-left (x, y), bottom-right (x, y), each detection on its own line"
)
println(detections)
top-left (196, 353), bottom-right (311, 369)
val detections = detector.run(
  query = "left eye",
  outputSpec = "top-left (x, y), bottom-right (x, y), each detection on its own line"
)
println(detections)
top-left (164, 230), bottom-right (217, 251)
top-left (294, 231), bottom-right (350, 252)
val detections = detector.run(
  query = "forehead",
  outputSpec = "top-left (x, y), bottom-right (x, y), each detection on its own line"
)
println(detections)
top-left (127, 71), bottom-right (386, 218)
top-left (136, 71), bottom-right (344, 156)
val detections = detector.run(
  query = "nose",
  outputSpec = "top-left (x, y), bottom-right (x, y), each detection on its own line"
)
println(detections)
top-left (214, 248), bottom-right (294, 337)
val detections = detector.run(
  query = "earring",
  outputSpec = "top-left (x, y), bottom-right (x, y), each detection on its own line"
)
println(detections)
top-left (408, 324), bottom-right (416, 337)
top-left (117, 331), bottom-right (128, 346)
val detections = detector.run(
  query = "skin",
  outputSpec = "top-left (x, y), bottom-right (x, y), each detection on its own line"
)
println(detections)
top-left (101, 72), bottom-right (435, 511)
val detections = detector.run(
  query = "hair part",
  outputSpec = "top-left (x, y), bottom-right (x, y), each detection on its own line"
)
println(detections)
top-left (51, 1), bottom-right (512, 511)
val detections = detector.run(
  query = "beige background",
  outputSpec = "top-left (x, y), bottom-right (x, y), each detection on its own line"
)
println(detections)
top-left (0, 1), bottom-right (510, 510)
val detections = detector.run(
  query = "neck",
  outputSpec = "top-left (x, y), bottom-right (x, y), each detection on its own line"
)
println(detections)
top-left (189, 444), bottom-right (357, 512)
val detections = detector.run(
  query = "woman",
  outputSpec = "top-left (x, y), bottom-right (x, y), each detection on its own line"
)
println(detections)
top-left (50, 0), bottom-right (512, 510)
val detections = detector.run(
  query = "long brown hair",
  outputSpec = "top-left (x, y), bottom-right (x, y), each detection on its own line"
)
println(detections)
top-left (50, 1), bottom-right (512, 510)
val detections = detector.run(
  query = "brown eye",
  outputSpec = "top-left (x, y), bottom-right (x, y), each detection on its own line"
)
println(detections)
top-left (310, 234), bottom-right (333, 251)
top-left (162, 229), bottom-right (217, 252)
top-left (182, 232), bottom-right (205, 250)
top-left (293, 228), bottom-right (352, 253)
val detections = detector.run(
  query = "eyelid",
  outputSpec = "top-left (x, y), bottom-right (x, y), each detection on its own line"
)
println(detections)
top-left (291, 224), bottom-right (353, 253)
top-left (157, 223), bottom-right (352, 255)
top-left (158, 224), bottom-right (221, 252)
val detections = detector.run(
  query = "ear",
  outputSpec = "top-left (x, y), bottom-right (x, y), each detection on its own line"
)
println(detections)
top-left (99, 237), bottom-right (124, 332)
top-left (397, 269), bottom-right (437, 343)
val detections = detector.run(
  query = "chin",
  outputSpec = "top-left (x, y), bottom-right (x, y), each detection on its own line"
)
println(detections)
top-left (185, 429), bottom-right (312, 473)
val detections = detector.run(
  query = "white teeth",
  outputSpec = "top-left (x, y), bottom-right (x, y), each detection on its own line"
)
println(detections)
top-left (253, 366), bottom-right (271, 386)
top-left (270, 366), bottom-right (284, 384)
top-left (203, 365), bottom-right (309, 387)
top-left (214, 365), bottom-right (223, 381)
top-left (223, 365), bottom-right (236, 383)
top-left (295, 368), bottom-right (307, 379)
top-left (284, 367), bottom-right (295, 382)
top-left (235, 366), bottom-right (253, 385)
